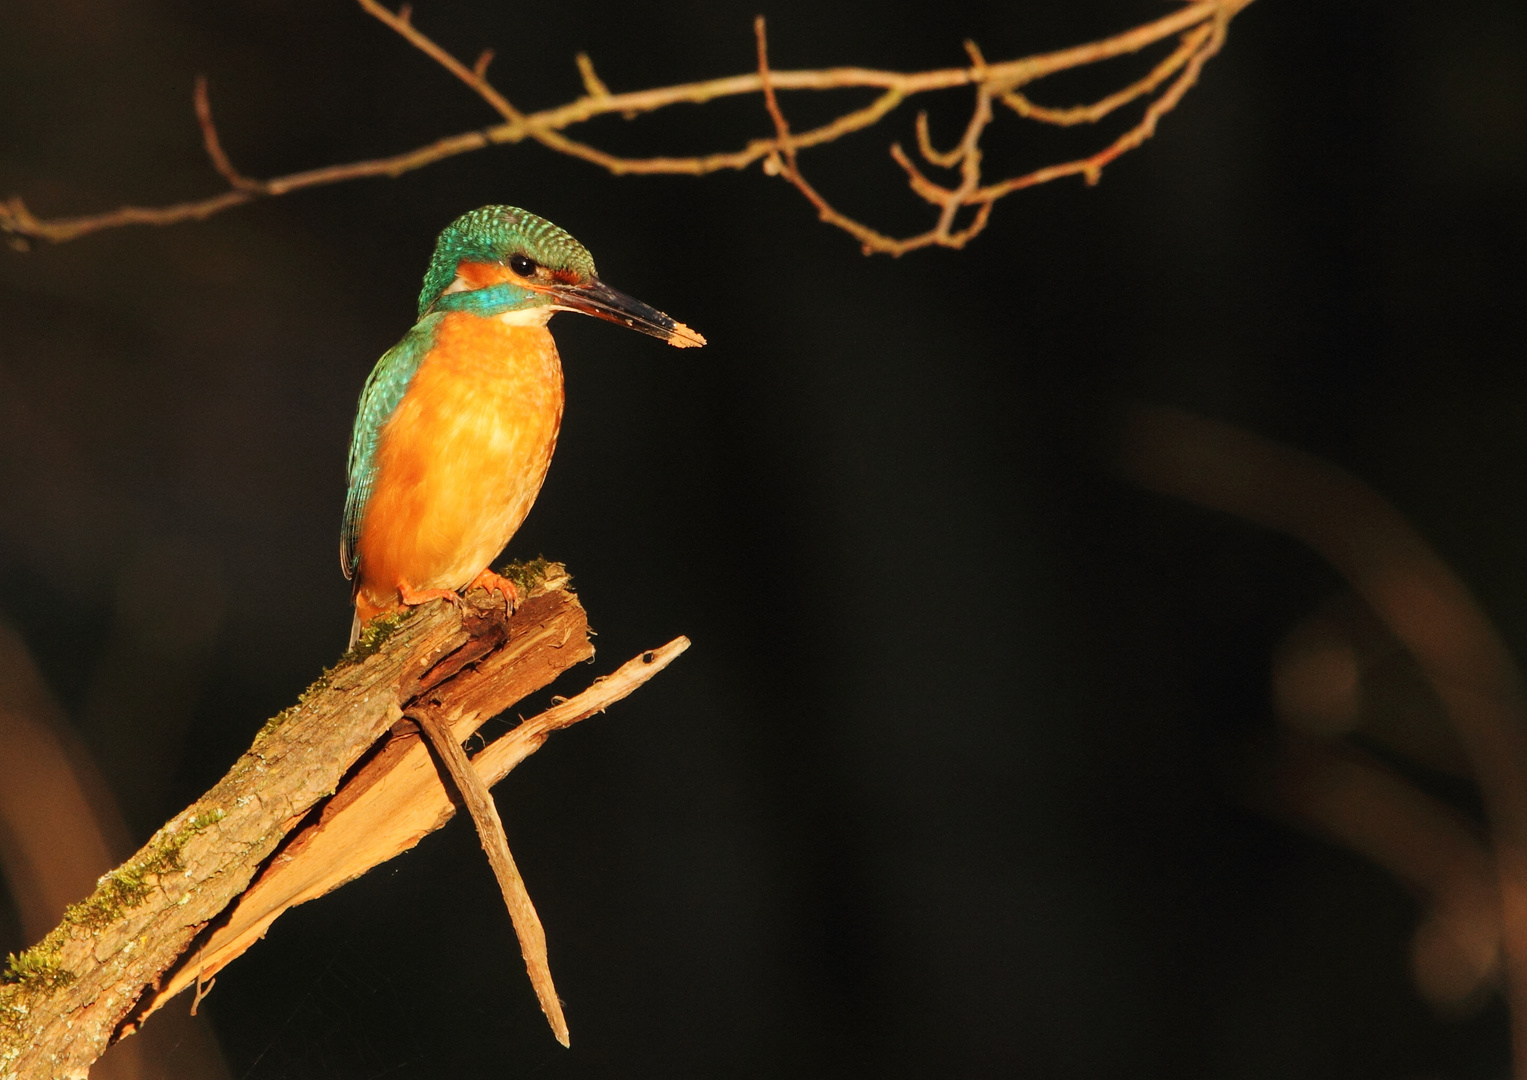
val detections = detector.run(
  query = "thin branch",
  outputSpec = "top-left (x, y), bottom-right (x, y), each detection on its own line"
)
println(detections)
top-left (915, 111), bottom-right (963, 170)
top-left (575, 53), bottom-right (610, 100)
top-left (0, 0), bottom-right (1256, 253)
top-left (753, 16), bottom-right (886, 252)
top-left (192, 76), bottom-right (263, 193)
top-left (357, 0), bottom-right (524, 124)
top-left (1000, 22), bottom-right (1214, 127)
top-left (978, 14), bottom-right (1229, 197)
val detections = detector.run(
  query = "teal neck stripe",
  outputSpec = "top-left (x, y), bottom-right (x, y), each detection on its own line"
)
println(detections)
top-left (428, 283), bottom-right (540, 318)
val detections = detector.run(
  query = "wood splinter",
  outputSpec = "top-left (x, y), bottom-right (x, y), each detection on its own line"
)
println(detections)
top-left (412, 706), bottom-right (570, 1046)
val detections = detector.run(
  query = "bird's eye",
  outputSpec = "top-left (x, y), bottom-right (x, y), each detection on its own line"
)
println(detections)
top-left (509, 254), bottom-right (538, 278)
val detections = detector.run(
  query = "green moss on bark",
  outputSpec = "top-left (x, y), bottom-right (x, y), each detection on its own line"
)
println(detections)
top-left (0, 806), bottom-right (226, 1061)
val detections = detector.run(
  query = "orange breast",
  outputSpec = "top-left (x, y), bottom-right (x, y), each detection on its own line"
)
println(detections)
top-left (354, 312), bottom-right (563, 617)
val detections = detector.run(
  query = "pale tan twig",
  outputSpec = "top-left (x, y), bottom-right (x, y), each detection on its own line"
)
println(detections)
top-left (358, 0), bottom-right (524, 123)
top-left (188, 972), bottom-right (215, 1017)
top-left (469, 639), bottom-right (693, 782)
top-left (1001, 22), bottom-right (1214, 126)
top-left (192, 77), bottom-right (263, 193)
top-left (915, 111), bottom-right (963, 170)
top-left (936, 73), bottom-right (994, 241)
top-left (575, 53), bottom-right (610, 100)
top-left (0, 0), bottom-right (1255, 252)
top-left (978, 14), bottom-right (1230, 197)
top-left (413, 707), bottom-right (569, 1047)
top-left (754, 16), bottom-right (892, 254)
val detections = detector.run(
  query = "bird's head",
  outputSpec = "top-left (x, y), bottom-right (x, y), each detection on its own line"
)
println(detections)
top-left (417, 205), bottom-right (704, 348)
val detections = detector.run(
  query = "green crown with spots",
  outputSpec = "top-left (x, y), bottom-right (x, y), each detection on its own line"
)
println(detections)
top-left (418, 205), bottom-right (598, 316)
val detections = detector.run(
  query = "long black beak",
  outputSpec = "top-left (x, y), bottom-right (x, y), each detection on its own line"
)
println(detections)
top-left (547, 277), bottom-right (706, 349)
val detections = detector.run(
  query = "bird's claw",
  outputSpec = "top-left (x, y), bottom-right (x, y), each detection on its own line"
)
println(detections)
top-left (396, 580), bottom-right (465, 609)
top-left (468, 568), bottom-right (520, 614)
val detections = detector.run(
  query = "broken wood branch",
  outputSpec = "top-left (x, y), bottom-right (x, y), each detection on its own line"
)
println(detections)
top-left (0, 561), bottom-right (688, 1079)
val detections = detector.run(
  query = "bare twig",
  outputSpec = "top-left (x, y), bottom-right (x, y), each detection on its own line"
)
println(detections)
top-left (752, 18), bottom-right (871, 249)
top-left (358, 0), bottom-right (525, 125)
top-left (0, 0), bottom-right (1255, 252)
top-left (575, 53), bottom-right (610, 100)
top-left (192, 77), bottom-right (263, 194)
top-left (1000, 23), bottom-right (1214, 127)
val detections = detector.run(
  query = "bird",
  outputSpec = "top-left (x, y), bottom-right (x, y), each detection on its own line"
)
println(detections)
top-left (342, 205), bottom-right (704, 646)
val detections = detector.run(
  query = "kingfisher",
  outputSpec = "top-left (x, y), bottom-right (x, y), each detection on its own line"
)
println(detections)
top-left (342, 205), bottom-right (704, 645)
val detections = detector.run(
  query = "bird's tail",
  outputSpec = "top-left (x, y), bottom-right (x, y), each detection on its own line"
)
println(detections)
top-left (348, 609), bottom-right (362, 651)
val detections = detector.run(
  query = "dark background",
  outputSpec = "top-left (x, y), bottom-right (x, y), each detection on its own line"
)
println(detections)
top-left (1, 0), bottom-right (1524, 1076)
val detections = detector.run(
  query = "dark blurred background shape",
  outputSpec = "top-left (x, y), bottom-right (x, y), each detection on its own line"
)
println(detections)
top-left (0, 0), bottom-right (1524, 1076)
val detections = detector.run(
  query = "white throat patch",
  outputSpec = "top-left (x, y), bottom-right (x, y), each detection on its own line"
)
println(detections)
top-left (495, 306), bottom-right (555, 327)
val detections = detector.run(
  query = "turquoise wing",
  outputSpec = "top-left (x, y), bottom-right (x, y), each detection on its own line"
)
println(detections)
top-left (341, 313), bottom-right (444, 582)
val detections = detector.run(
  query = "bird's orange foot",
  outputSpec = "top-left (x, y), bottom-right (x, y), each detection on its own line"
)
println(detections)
top-left (396, 579), bottom-right (464, 610)
top-left (468, 568), bottom-right (520, 614)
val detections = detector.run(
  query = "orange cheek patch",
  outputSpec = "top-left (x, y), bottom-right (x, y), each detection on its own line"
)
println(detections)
top-left (455, 260), bottom-right (528, 290)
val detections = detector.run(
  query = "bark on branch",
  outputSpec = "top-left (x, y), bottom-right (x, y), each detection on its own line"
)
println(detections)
top-left (0, 561), bottom-right (686, 1079)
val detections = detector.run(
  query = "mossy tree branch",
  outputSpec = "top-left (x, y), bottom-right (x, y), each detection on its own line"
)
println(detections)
top-left (0, 562), bottom-right (686, 1079)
